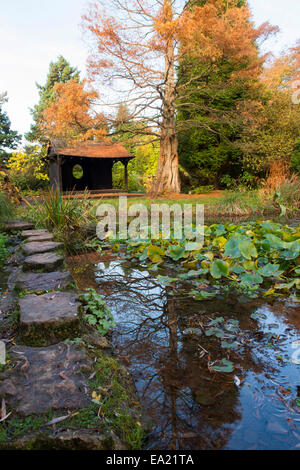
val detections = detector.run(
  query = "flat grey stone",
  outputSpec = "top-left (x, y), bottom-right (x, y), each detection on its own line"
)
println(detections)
top-left (21, 229), bottom-right (50, 238)
top-left (16, 271), bottom-right (72, 292)
top-left (20, 291), bottom-right (79, 326)
top-left (22, 241), bottom-right (63, 256)
top-left (1, 429), bottom-right (126, 450)
top-left (82, 330), bottom-right (110, 349)
top-left (0, 343), bottom-right (92, 415)
top-left (3, 220), bottom-right (34, 232)
top-left (26, 233), bottom-right (54, 243)
top-left (23, 252), bottom-right (64, 272)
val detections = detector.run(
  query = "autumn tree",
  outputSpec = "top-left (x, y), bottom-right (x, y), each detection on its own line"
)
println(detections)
top-left (239, 42), bottom-right (300, 178)
top-left (41, 79), bottom-right (106, 141)
top-left (26, 56), bottom-right (80, 144)
top-left (82, 0), bottom-right (276, 194)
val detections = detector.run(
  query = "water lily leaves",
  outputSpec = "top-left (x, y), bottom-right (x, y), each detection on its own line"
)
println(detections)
top-left (258, 263), bottom-right (283, 278)
top-left (157, 275), bottom-right (178, 285)
top-left (210, 259), bottom-right (229, 279)
top-left (238, 240), bottom-right (258, 260)
top-left (211, 359), bottom-right (234, 373)
top-left (191, 290), bottom-right (215, 300)
top-left (166, 245), bottom-right (185, 261)
top-left (260, 221), bottom-right (281, 233)
top-left (231, 265), bottom-right (245, 274)
top-left (214, 224), bottom-right (226, 236)
top-left (221, 340), bottom-right (239, 350)
top-left (184, 241), bottom-right (203, 252)
top-left (147, 244), bottom-right (165, 263)
top-left (280, 241), bottom-right (300, 260)
top-left (212, 236), bottom-right (227, 250)
top-left (240, 272), bottom-right (263, 286)
top-left (205, 327), bottom-right (226, 338)
top-left (264, 234), bottom-right (287, 250)
top-left (224, 238), bottom-right (241, 258)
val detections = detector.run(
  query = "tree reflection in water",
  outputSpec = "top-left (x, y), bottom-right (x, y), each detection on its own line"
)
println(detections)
top-left (68, 254), bottom-right (300, 450)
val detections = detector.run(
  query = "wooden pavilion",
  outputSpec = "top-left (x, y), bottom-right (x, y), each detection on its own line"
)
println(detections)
top-left (47, 140), bottom-right (134, 192)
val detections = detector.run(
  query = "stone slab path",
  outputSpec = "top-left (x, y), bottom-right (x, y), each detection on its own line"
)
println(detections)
top-left (26, 233), bottom-right (54, 242)
top-left (21, 229), bottom-right (50, 238)
top-left (23, 252), bottom-right (64, 271)
top-left (22, 240), bottom-right (63, 256)
top-left (0, 343), bottom-right (91, 415)
top-left (16, 271), bottom-right (72, 291)
top-left (0, 220), bottom-right (136, 450)
top-left (3, 221), bottom-right (34, 231)
top-left (20, 291), bottom-right (80, 345)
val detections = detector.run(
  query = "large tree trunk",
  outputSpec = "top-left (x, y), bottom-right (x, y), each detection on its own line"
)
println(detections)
top-left (152, 123), bottom-right (180, 194)
top-left (152, 5), bottom-right (180, 195)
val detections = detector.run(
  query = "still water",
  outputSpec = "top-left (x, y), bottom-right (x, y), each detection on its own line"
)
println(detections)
top-left (68, 250), bottom-right (300, 450)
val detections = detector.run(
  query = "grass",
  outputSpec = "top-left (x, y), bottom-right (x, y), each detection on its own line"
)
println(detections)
top-left (0, 192), bottom-right (15, 223)
top-left (22, 189), bottom-right (97, 253)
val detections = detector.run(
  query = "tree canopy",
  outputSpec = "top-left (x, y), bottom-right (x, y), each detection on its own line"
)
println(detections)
top-left (25, 56), bottom-right (80, 144)
top-left (0, 93), bottom-right (21, 165)
top-left (82, 0), bottom-right (276, 194)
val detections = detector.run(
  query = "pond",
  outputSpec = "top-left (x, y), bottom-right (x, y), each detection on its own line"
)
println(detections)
top-left (68, 249), bottom-right (300, 450)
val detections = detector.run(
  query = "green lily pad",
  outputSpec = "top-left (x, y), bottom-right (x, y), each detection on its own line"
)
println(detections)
top-left (166, 245), bottom-right (186, 261)
top-left (210, 259), bottom-right (229, 279)
top-left (221, 340), bottom-right (239, 350)
top-left (238, 240), bottom-right (258, 260)
top-left (211, 359), bottom-right (234, 373)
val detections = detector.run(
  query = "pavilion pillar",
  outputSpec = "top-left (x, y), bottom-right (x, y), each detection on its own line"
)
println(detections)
top-left (124, 160), bottom-right (129, 192)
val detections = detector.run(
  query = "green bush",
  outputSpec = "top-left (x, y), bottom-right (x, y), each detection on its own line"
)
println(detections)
top-left (190, 185), bottom-right (214, 194)
top-left (9, 169), bottom-right (49, 191)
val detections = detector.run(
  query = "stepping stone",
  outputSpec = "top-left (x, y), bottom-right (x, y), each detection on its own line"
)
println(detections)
top-left (26, 233), bottom-right (54, 242)
top-left (3, 220), bottom-right (34, 232)
top-left (23, 252), bottom-right (64, 272)
top-left (21, 229), bottom-right (49, 238)
top-left (19, 291), bottom-right (80, 345)
top-left (0, 343), bottom-right (91, 415)
top-left (16, 271), bottom-right (73, 292)
top-left (22, 241), bottom-right (63, 256)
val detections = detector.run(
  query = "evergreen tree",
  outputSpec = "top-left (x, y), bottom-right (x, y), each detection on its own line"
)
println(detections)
top-left (0, 93), bottom-right (21, 165)
top-left (25, 56), bottom-right (80, 144)
top-left (177, 0), bottom-right (263, 189)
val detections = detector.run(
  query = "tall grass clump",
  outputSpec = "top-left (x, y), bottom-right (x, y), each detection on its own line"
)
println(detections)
top-left (260, 160), bottom-right (300, 213)
top-left (0, 192), bottom-right (15, 223)
top-left (25, 189), bottom-right (96, 253)
top-left (216, 189), bottom-right (266, 216)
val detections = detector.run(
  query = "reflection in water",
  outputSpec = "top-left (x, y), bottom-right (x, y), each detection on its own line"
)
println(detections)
top-left (68, 254), bottom-right (300, 450)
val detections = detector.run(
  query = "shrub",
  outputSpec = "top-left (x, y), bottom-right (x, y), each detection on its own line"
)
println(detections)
top-left (7, 145), bottom-right (49, 191)
top-left (190, 185), bottom-right (214, 194)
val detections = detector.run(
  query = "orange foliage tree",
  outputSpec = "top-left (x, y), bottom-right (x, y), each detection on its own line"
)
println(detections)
top-left (42, 79), bottom-right (107, 141)
top-left (82, 0), bottom-right (276, 194)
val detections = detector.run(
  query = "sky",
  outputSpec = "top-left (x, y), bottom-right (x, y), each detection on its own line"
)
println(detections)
top-left (0, 0), bottom-right (299, 139)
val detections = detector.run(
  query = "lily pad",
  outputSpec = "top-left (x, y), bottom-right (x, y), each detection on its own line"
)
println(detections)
top-left (210, 259), bottom-right (229, 279)
top-left (211, 359), bottom-right (234, 373)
